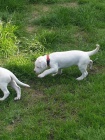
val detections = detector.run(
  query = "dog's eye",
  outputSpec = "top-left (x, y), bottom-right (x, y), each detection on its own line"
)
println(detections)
top-left (37, 66), bottom-right (40, 68)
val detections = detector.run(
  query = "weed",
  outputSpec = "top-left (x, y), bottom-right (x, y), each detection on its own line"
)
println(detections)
top-left (0, 21), bottom-right (19, 58)
top-left (19, 35), bottom-right (45, 57)
top-left (5, 55), bottom-right (34, 80)
top-left (0, 0), bottom-right (28, 12)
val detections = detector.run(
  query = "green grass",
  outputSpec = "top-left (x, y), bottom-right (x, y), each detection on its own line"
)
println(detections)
top-left (0, 0), bottom-right (105, 140)
top-left (28, 0), bottom-right (76, 4)
top-left (0, 0), bottom-right (27, 12)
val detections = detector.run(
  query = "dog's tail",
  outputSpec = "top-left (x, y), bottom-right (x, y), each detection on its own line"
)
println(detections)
top-left (10, 73), bottom-right (30, 87)
top-left (87, 44), bottom-right (100, 56)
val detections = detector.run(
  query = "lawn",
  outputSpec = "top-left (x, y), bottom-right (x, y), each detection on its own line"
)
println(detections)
top-left (0, 0), bottom-right (105, 140)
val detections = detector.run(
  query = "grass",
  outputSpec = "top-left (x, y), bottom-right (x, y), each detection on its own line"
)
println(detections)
top-left (0, 0), bottom-right (105, 140)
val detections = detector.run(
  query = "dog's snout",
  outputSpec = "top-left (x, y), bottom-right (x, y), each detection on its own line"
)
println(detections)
top-left (34, 68), bottom-right (38, 74)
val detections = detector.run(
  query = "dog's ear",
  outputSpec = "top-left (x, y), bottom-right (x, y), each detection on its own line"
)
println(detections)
top-left (38, 57), bottom-right (44, 63)
top-left (41, 61), bottom-right (47, 69)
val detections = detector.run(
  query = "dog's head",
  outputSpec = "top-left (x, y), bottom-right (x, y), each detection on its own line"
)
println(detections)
top-left (34, 56), bottom-right (47, 74)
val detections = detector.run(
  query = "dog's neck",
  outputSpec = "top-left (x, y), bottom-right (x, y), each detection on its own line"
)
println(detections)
top-left (46, 55), bottom-right (50, 67)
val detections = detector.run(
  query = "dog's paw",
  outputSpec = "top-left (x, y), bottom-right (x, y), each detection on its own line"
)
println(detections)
top-left (76, 76), bottom-right (84, 81)
top-left (38, 74), bottom-right (44, 78)
top-left (52, 73), bottom-right (57, 76)
top-left (14, 96), bottom-right (21, 100)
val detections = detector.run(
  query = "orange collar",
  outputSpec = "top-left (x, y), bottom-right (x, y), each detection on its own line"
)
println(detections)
top-left (46, 55), bottom-right (50, 67)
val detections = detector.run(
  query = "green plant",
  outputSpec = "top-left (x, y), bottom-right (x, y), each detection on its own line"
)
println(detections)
top-left (0, 0), bottom-right (27, 12)
top-left (34, 7), bottom-right (72, 27)
top-left (29, 0), bottom-right (59, 4)
top-left (20, 35), bottom-right (45, 56)
top-left (34, 5), bottom-right (99, 31)
top-left (5, 55), bottom-right (34, 80)
top-left (29, 0), bottom-right (75, 4)
top-left (37, 30), bottom-right (59, 49)
top-left (0, 21), bottom-right (19, 58)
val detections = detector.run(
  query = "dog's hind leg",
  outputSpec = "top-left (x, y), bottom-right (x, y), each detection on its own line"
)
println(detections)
top-left (10, 80), bottom-right (21, 100)
top-left (76, 64), bottom-right (88, 81)
top-left (89, 60), bottom-right (93, 69)
top-left (58, 69), bottom-right (62, 74)
top-left (0, 84), bottom-right (10, 101)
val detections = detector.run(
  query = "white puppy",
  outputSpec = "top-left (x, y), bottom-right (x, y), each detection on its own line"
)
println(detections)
top-left (34, 44), bottom-right (100, 80)
top-left (0, 67), bottom-right (30, 101)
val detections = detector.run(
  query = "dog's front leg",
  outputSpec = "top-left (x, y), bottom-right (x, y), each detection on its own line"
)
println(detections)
top-left (0, 85), bottom-right (10, 101)
top-left (38, 68), bottom-right (58, 78)
top-left (52, 69), bottom-right (62, 76)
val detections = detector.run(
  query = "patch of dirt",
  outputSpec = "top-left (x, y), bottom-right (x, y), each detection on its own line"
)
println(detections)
top-left (26, 2), bottom-right (78, 33)
top-left (58, 2), bottom-right (78, 8)
top-left (40, 5), bottom-right (50, 12)
top-left (24, 87), bottom-right (45, 103)
top-left (26, 25), bottom-right (40, 33)
top-left (30, 5), bottom-right (50, 21)
top-left (6, 125), bottom-right (15, 132)
top-left (26, 4), bottom-right (51, 33)
top-left (26, 26), bottom-right (35, 33)
top-left (27, 88), bottom-right (44, 98)
top-left (90, 65), bottom-right (105, 74)
top-left (23, 87), bottom-right (46, 109)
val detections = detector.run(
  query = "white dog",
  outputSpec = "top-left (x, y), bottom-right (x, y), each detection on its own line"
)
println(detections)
top-left (34, 44), bottom-right (100, 80)
top-left (0, 67), bottom-right (30, 101)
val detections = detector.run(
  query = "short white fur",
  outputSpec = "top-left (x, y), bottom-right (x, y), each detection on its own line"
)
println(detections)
top-left (34, 44), bottom-right (100, 80)
top-left (0, 67), bottom-right (30, 101)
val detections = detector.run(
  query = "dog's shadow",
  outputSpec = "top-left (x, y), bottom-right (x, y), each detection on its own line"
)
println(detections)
top-left (34, 67), bottom-right (80, 88)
